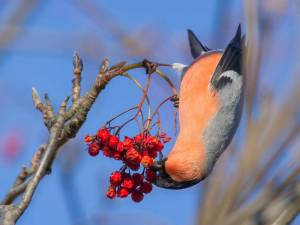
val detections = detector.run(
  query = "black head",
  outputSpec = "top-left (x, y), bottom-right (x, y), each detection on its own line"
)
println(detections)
top-left (150, 159), bottom-right (203, 190)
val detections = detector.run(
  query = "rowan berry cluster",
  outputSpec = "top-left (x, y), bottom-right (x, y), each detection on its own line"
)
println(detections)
top-left (84, 127), bottom-right (171, 202)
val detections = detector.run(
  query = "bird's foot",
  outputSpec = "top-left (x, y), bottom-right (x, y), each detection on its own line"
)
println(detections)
top-left (170, 94), bottom-right (179, 108)
top-left (142, 59), bottom-right (172, 74)
top-left (142, 59), bottom-right (158, 74)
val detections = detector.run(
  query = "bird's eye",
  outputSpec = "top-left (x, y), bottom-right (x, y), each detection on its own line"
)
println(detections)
top-left (215, 76), bottom-right (232, 89)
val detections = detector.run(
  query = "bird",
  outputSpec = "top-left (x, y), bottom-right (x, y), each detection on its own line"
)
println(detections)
top-left (151, 25), bottom-right (245, 189)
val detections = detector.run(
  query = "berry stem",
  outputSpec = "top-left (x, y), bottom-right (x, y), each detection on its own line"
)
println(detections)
top-left (134, 74), bottom-right (152, 129)
top-left (105, 106), bottom-right (138, 125)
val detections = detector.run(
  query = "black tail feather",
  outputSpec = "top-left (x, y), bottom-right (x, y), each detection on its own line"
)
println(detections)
top-left (187, 29), bottom-right (210, 59)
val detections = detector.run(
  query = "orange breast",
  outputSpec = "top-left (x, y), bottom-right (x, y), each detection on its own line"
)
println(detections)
top-left (165, 52), bottom-right (222, 182)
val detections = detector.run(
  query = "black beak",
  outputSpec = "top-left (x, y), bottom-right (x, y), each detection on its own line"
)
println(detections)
top-left (150, 160), bottom-right (201, 190)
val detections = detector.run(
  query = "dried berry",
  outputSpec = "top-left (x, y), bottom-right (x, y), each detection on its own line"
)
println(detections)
top-left (141, 182), bottom-right (152, 194)
top-left (131, 190), bottom-right (144, 202)
top-left (146, 169), bottom-right (157, 182)
top-left (126, 161), bottom-right (140, 171)
top-left (132, 173), bottom-right (144, 186)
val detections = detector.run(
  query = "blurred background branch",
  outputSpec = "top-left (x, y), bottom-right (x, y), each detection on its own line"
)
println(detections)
top-left (0, 0), bottom-right (38, 60)
top-left (197, 0), bottom-right (300, 225)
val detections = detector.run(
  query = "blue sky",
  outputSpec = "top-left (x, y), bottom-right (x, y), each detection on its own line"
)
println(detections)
top-left (0, 1), bottom-right (298, 225)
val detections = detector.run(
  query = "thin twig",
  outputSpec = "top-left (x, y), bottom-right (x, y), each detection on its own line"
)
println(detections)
top-left (1, 144), bottom-right (46, 205)
top-left (72, 51), bottom-right (83, 102)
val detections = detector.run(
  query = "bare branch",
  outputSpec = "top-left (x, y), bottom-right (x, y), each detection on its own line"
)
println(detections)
top-left (32, 87), bottom-right (46, 113)
top-left (0, 205), bottom-right (18, 225)
top-left (244, 0), bottom-right (261, 118)
top-left (1, 179), bottom-right (31, 206)
top-left (16, 98), bottom-right (69, 219)
top-left (1, 58), bottom-right (177, 224)
top-left (72, 51), bottom-right (83, 102)
top-left (1, 145), bottom-right (45, 205)
top-left (32, 88), bottom-right (56, 128)
top-left (271, 196), bottom-right (300, 225)
top-left (13, 166), bottom-right (27, 187)
top-left (0, 166), bottom-right (27, 205)
top-left (29, 144), bottom-right (46, 174)
top-left (44, 94), bottom-right (54, 123)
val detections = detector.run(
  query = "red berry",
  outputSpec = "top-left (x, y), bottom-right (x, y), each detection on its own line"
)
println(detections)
top-left (125, 147), bottom-right (142, 164)
top-left (84, 135), bottom-right (94, 144)
top-left (88, 143), bottom-right (100, 156)
top-left (122, 176), bottom-right (134, 190)
top-left (102, 146), bottom-right (113, 158)
top-left (126, 161), bottom-right (140, 171)
top-left (134, 133), bottom-right (145, 145)
top-left (148, 149), bottom-right (158, 158)
top-left (106, 186), bottom-right (116, 199)
top-left (123, 136), bottom-right (133, 149)
top-left (131, 190), bottom-right (144, 202)
top-left (110, 171), bottom-right (122, 186)
top-left (141, 155), bottom-right (154, 168)
top-left (145, 169), bottom-right (157, 182)
top-left (97, 128), bottom-right (110, 143)
top-left (132, 173), bottom-right (144, 186)
top-left (108, 135), bottom-right (119, 149)
top-left (116, 142), bottom-right (125, 153)
top-left (155, 141), bottom-right (164, 152)
top-left (146, 136), bottom-right (159, 149)
top-left (113, 152), bottom-right (122, 160)
top-left (141, 182), bottom-right (152, 194)
top-left (117, 187), bottom-right (130, 198)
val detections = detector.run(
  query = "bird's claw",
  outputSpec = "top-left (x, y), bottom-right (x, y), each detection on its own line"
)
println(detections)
top-left (142, 59), bottom-right (158, 74)
top-left (142, 59), bottom-right (172, 74)
top-left (170, 94), bottom-right (179, 108)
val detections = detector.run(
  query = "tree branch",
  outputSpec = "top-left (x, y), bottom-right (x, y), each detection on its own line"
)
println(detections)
top-left (0, 55), bottom-right (174, 225)
top-left (1, 144), bottom-right (46, 205)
